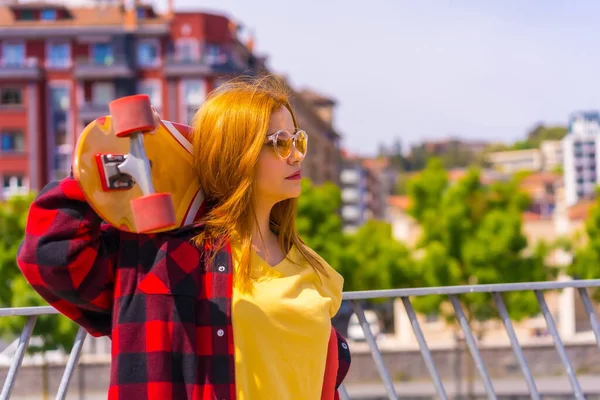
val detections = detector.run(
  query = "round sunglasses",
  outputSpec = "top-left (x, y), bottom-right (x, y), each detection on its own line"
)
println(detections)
top-left (265, 129), bottom-right (308, 159)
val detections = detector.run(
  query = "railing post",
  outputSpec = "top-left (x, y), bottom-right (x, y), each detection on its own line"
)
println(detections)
top-left (0, 315), bottom-right (38, 400)
top-left (56, 326), bottom-right (87, 400)
top-left (449, 295), bottom-right (497, 400)
top-left (492, 292), bottom-right (540, 400)
top-left (535, 290), bottom-right (585, 400)
top-left (401, 297), bottom-right (448, 400)
top-left (351, 301), bottom-right (398, 400)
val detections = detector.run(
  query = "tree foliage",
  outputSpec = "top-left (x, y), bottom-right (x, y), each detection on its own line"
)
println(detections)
top-left (406, 158), bottom-right (553, 328)
top-left (296, 178), bottom-right (416, 292)
top-left (569, 190), bottom-right (600, 300)
top-left (0, 194), bottom-right (78, 353)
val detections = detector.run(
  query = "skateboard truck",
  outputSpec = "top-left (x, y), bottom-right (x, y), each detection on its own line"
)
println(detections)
top-left (96, 154), bottom-right (134, 191)
top-left (106, 94), bottom-right (177, 233)
top-left (115, 133), bottom-right (155, 195)
top-left (96, 153), bottom-right (154, 191)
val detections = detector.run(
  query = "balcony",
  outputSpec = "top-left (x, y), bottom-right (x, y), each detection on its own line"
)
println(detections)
top-left (79, 102), bottom-right (109, 121)
top-left (74, 56), bottom-right (134, 79)
top-left (0, 58), bottom-right (41, 80)
top-left (164, 53), bottom-right (241, 77)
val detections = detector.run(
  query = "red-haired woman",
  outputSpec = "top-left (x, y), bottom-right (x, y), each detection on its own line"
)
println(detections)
top-left (17, 75), bottom-right (351, 400)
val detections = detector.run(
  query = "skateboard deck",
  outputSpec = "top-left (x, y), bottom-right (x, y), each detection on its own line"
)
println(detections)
top-left (72, 113), bottom-right (205, 234)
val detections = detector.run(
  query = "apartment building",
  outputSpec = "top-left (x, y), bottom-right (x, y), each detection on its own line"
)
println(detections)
top-left (340, 154), bottom-right (385, 233)
top-left (563, 111), bottom-right (600, 206)
top-left (0, 0), bottom-right (341, 197)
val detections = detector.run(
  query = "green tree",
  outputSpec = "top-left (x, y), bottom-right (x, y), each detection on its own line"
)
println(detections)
top-left (296, 178), bottom-right (346, 271)
top-left (296, 178), bottom-right (416, 292)
top-left (406, 159), bottom-right (552, 398)
top-left (0, 194), bottom-right (80, 399)
top-left (0, 194), bottom-right (79, 351)
top-left (406, 158), bottom-right (551, 325)
top-left (342, 220), bottom-right (417, 293)
top-left (510, 124), bottom-right (568, 150)
top-left (569, 191), bottom-right (600, 300)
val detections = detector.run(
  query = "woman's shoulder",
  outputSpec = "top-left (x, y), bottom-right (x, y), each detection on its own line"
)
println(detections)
top-left (294, 244), bottom-right (345, 316)
top-left (294, 244), bottom-right (343, 284)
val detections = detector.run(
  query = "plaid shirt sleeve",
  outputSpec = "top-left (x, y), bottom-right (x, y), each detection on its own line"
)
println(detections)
top-left (335, 328), bottom-right (351, 390)
top-left (16, 176), bottom-right (118, 337)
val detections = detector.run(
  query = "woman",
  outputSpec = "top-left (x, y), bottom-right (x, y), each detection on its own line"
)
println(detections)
top-left (17, 75), bottom-right (351, 400)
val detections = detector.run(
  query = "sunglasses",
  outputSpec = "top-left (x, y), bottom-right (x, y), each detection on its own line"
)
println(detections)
top-left (265, 129), bottom-right (308, 160)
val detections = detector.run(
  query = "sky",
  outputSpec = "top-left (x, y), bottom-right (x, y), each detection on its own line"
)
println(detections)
top-left (71, 0), bottom-right (600, 155)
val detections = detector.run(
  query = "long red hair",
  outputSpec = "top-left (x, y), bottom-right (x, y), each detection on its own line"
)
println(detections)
top-left (190, 74), bottom-right (328, 290)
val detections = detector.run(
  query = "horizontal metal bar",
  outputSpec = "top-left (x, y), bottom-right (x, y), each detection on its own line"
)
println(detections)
top-left (2, 280), bottom-right (600, 318)
top-left (343, 279), bottom-right (600, 300)
top-left (0, 306), bottom-right (59, 317)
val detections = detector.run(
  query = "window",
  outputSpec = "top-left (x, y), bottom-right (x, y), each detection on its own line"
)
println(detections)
top-left (0, 131), bottom-right (24, 152)
top-left (2, 175), bottom-right (28, 199)
top-left (2, 43), bottom-right (25, 66)
top-left (182, 80), bottom-right (205, 123)
top-left (92, 83), bottom-right (115, 105)
top-left (92, 43), bottom-right (113, 65)
top-left (19, 10), bottom-right (34, 21)
top-left (137, 41), bottom-right (158, 67)
top-left (137, 81), bottom-right (161, 112)
top-left (175, 40), bottom-right (198, 62)
top-left (204, 43), bottom-right (224, 64)
top-left (50, 86), bottom-right (69, 111)
top-left (41, 9), bottom-right (57, 21)
top-left (0, 88), bottom-right (23, 106)
top-left (136, 7), bottom-right (145, 19)
top-left (49, 86), bottom-right (69, 146)
top-left (47, 42), bottom-right (70, 68)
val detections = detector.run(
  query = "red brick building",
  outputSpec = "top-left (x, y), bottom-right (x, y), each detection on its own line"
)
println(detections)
top-left (0, 1), bottom-right (269, 197)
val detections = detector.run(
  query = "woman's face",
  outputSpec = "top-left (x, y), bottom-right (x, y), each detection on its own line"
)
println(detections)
top-left (254, 107), bottom-right (306, 206)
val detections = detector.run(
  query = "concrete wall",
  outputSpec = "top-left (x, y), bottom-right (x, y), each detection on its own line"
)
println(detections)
top-left (3, 343), bottom-right (600, 398)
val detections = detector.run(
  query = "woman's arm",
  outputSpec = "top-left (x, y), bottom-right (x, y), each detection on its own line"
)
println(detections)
top-left (17, 176), bottom-right (120, 337)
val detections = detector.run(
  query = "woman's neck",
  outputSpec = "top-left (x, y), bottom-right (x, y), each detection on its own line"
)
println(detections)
top-left (251, 201), bottom-right (277, 250)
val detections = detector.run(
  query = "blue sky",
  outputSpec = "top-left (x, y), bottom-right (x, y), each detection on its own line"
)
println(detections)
top-left (147, 1), bottom-right (600, 154)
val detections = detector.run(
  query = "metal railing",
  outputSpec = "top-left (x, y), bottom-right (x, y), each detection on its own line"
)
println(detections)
top-left (2, 279), bottom-right (600, 399)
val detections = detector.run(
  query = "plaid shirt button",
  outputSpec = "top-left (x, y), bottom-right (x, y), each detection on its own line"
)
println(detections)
top-left (218, 265), bottom-right (225, 272)
top-left (217, 329), bottom-right (224, 337)
top-left (342, 343), bottom-right (348, 350)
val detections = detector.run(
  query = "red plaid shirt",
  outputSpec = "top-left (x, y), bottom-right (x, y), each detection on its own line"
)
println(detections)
top-left (17, 176), bottom-right (351, 399)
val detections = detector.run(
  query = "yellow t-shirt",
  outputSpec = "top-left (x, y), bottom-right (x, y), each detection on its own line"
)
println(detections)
top-left (230, 241), bottom-right (344, 400)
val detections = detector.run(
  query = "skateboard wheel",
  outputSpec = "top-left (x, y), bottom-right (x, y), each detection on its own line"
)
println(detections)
top-left (109, 95), bottom-right (156, 138)
top-left (130, 193), bottom-right (177, 233)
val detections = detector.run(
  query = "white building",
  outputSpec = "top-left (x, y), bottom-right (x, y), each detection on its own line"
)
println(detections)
top-left (487, 148), bottom-right (543, 173)
top-left (562, 111), bottom-right (600, 206)
top-left (540, 140), bottom-right (564, 171)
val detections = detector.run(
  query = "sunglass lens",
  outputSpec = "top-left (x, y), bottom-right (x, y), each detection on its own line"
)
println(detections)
top-left (275, 130), bottom-right (293, 158)
top-left (296, 131), bottom-right (307, 155)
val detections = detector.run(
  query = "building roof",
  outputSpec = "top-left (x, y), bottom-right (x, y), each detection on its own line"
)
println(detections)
top-left (446, 168), bottom-right (508, 185)
top-left (518, 171), bottom-right (562, 197)
top-left (0, 2), bottom-right (169, 27)
top-left (522, 210), bottom-right (544, 221)
top-left (362, 157), bottom-right (389, 172)
top-left (519, 171), bottom-right (562, 185)
top-left (298, 88), bottom-right (336, 106)
top-left (568, 199), bottom-right (596, 221)
top-left (387, 195), bottom-right (411, 211)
